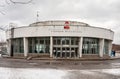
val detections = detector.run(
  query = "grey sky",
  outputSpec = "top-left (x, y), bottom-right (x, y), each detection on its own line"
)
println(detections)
top-left (0, 0), bottom-right (120, 44)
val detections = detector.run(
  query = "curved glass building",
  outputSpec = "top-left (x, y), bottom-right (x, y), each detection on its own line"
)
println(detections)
top-left (6, 20), bottom-right (114, 59)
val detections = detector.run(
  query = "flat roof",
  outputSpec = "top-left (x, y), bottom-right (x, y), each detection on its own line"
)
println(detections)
top-left (29, 20), bottom-right (89, 26)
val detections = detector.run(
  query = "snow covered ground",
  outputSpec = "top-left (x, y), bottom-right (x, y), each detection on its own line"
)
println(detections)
top-left (0, 67), bottom-right (120, 79)
top-left (0, 67), bottom-right (66, 79)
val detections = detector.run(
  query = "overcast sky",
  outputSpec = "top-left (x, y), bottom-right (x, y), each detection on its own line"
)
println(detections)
top-left (0, 0), bottom-right (120, 44)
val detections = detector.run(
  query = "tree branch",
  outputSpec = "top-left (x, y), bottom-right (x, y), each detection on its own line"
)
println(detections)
top-left (0, 11), bottom-right (5, 15)
top-left (9, 0), bottom-right (33, 4)
top-left (5, 0), bottom-right (11, 5)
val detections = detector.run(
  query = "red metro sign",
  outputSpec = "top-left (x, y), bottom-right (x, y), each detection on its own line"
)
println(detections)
top-left (64, 21), bottom-right (70, 29)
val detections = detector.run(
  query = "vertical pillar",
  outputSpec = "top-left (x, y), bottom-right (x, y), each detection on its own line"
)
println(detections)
top-left (79, 37), bottom-right (83, 58)
top-left (10, 39), bottom-right (14, 57)
top-left (24, 37), bottom-right (28, 57)
top-left (7, 39), bottom-right (11, 56)
top-left (108, 40), bottom-right (112, 56)
top-left (99, 39), bottom-right (104, 57)
top-left (50, 36), bottom-right (53, 57)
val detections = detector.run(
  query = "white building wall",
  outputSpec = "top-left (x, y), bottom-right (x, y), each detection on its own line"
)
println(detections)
top-left (6, 25), bottom-right (114, 41)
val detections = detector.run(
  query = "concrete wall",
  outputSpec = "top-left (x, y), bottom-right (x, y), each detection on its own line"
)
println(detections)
top-left (6, 25), bottom-right (114, 41)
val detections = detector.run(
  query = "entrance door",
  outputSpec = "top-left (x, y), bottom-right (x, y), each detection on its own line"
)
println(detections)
top-left (53, 47), bottom-right (61, 58)
top-left (53, 37), bottom-right (79, 58)
top-left (71, 48), bottom-right (78, 58)
top-left (62, 47), bottom-right (70, 58)
top-left (53, 47), bottom-right (78, 58)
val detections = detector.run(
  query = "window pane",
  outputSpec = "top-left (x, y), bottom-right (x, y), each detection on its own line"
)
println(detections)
top-left (82, 37), bottom-right (99, 54)
top-left (57, 39), bottom-right (61, 45)
top-left (104, 40), bottom-right (109, 54)
top-left (40, 40), bottom-right (44, 44)
top-left (28, 37), bottom-right (50, 54)
top-left (66, 40), bottom-right (69, 45)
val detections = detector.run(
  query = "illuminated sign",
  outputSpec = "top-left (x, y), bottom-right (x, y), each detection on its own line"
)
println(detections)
top-left (64, 21), bottom-right (70, 29)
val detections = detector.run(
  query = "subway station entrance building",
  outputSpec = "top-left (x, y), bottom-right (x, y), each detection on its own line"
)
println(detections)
top-left (6, 21), bottom-right (114, 59)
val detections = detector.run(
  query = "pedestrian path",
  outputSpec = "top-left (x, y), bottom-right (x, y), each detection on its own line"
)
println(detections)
top-left (111, 53), bottom-right (120, 59)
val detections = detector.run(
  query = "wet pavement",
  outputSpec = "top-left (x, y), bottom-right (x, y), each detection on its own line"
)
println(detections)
top-left (0, 58), bottom-right (120, 79)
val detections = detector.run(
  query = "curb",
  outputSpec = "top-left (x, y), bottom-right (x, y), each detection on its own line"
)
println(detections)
top-left (2, 56), bottom-right (120, 61)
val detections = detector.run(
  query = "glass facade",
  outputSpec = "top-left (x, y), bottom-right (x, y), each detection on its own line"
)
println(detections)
top-left (12, 37), bottom-right (111, 58)
top-left (82, 37), bottom-right (99, 54)
top-left (28, 37), bottom-right (50, 53)
top-left (104, 40), bottom-right (109, 54)
top-left (13, 38), bottom-right (24, 53)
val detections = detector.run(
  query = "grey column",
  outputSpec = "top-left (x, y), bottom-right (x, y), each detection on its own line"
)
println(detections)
top-left (79, 37), bottom-right (83, 58)
top-left (7, 39), bottom-right (11, 56)
top-left (50, 36), bottom-right (53, 57)
top-left (99, 38), bottom-right (104, 57)
top-left (108, 40), bottom-right (112, 56)
top-left (24, 37), bottom-right (28, 57)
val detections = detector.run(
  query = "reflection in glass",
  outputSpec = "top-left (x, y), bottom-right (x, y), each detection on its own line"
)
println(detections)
top-left (82, 37), bottom-right (99, 54)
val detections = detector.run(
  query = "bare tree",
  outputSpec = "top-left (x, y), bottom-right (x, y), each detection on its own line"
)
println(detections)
top-left (6, 0), bottom-right (33, 4)
top-left (0, 25), bottom-right (8, 31)
top-left (0, 0), bottom-right (33, 15)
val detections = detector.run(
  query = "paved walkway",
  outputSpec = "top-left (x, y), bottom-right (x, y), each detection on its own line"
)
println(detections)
top-left (1, 53), bottom-right (120, 61)
top-left (111, 53), bottom-right (120, 59)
